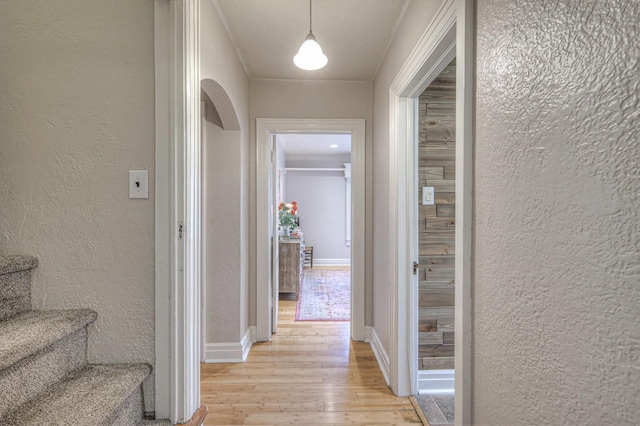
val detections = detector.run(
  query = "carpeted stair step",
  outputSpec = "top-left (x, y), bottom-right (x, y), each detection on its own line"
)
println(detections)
top-left (3, 363), bottom-right (151, 426)
top-left (0, 309), bottom-right (97, 418)
top-left (0, 255), bottom-right (38, 321)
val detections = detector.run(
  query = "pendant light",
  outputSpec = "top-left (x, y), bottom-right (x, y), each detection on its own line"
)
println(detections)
top-left (293, 0), bottom-right (328, 70)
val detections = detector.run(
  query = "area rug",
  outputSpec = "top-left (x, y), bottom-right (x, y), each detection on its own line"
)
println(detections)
top-left (295, 268), bottom-right (350, 321)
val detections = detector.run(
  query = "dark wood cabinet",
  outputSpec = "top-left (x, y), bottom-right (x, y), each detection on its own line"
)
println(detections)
top-left (278, 238), bottom-right (304, 298)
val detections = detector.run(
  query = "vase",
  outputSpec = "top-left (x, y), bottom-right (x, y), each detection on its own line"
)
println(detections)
top-left (282, 226), bottom-right (290, 239)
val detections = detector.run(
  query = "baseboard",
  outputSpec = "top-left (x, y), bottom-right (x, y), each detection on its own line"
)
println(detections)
top-left (368, 327), bottom-right (390, 386)
top-left (364, 326), bottom-right (373, 342)
top-left (242, 327), bottom-right (253, 361)
top-left (418, 369), bottom-right (455, 394)
top-left (314, 258), bottom-right (350, 266)
top-left (203, 328), bottom-right (253, 363)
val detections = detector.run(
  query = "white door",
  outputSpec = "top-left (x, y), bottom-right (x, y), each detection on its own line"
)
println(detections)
top-left (270, 134), bottom-right (279, 333)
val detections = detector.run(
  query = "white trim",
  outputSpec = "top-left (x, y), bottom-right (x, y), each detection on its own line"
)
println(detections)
top-left (388, 1), bottom-right (474, 425)
top-left (200, 101), bottom-right (207, 364)
top-left (284, 167), bottom-right (345, 172)
top-left (344, 163), bottom-right (352, 247)
top-left (153, 0), bottom-right (171, 418)
top-left (241, 328), bottom-right (253, 361)
top-left (455, 3), bottom-right (475, 425)
top-left (178, 0), bottom-right (202, 422)
top-left (203, 328), bottom-right (253, 363)
top-left (391, 0), bottom-right (457, 98)
top-left (364, 325), bottom-right (373, 342)
top-left (256, 119), bottom-right (366, 343)
top-left (271, 135), bottom-right (279, 338)
top-left (409, 97), bottom-right (420, 396)
top-left (312, 258), bottom-right (351, 267)
top-left (387, 93), bottom-right (414, 396)
top-left (154, 0), bottom-right (201, 423)
top-left (203, 343), bottom-right (243, 363)
top-left (418, 370), bottom-right (455, 395)
top-left (369, 327), bottom-right (391, 386)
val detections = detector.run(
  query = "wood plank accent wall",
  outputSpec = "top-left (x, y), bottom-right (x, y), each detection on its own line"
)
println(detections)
top-left (418, 59), bottom-right (456, 371)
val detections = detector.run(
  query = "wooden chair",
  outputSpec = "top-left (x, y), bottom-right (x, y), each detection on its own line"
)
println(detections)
top-left (303, 246), bottom-right (313, 268)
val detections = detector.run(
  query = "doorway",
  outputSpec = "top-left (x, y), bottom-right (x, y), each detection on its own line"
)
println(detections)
top-left (416, 59), bottom-right (456, 398)
top-left (274, 134), bottom-right (352, 327)
top-left (388, 0), bottom-right (473, 424)
top-left (256, 119), bottom-right (365, 343)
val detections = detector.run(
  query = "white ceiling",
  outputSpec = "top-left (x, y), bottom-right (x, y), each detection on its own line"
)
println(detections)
top-left (213, 0), bottom-right (408, 81)
top-left (277, 134), bottom-right (351, 155)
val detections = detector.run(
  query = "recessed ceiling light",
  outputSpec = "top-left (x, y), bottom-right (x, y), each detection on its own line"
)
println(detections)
top-left (329, 144), bottom-right (338, 148)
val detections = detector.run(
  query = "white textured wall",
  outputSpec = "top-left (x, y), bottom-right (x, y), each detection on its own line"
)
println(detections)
top-left (475, 1), bottom-right (640, 424)
top-left (203, 122), bottom-right (243, 343)
top-left (285, 155), bottom-right (351, 261)
top-left (200, 0), bottom-right (251, 343)
top-left (276, 140), bottom-right (286, 205)
top-left (250, 79), bottom-right (373, 324)
top-left (0, 0), bottom-right (156, 409)
top-left (372, 0), bottom-right (445, 357)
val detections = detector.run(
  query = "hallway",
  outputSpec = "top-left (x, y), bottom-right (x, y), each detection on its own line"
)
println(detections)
top-left (200, 300), bottom-right (421, 424)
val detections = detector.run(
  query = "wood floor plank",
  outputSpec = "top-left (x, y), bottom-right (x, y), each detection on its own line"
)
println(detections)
top-left (201, 289), bottom-right (421, 425)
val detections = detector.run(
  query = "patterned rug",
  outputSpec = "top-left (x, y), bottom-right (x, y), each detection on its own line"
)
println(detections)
top-left (295, 268), bottom-right (350, 321)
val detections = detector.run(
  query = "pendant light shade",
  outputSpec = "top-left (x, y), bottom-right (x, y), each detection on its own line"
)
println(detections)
top-left (294, 33), bottom-right (328, 70)
top-left (294, 0), bottom-right (327, 70)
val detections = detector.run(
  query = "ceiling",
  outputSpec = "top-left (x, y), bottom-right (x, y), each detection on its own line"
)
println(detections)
top-left (277, 134), bottom-right (351, 155)
top-left (213, 0), bottom-right (408, 81)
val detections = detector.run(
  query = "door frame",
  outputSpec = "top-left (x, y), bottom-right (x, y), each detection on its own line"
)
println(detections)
top-left (154, 0), bottom-right (201, 422)
top-left (388, 0), bottom-right (474, 424)
top-left (270, 135), bottom-right (279, 334)
top-left (256, 118), bottom-right (366, 342)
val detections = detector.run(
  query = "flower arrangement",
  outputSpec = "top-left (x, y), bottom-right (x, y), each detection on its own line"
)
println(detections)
top-left (278, 201), bottom-right (298, 229)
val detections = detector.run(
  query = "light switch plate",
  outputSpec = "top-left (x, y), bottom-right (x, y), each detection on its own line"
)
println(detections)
top-left (422, 186), bottom-right (434, 205)
top-left (129, 170), bottom-right (148, 199)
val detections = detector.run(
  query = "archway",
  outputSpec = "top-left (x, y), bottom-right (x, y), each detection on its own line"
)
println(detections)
top-left (200, 79), bottom-right (249, 365)
top-left (201, 79), bottom-right (240, 131)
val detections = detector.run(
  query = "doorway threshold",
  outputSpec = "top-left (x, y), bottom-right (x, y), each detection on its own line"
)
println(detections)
top-left (418, 369), bottom-right (455, 395)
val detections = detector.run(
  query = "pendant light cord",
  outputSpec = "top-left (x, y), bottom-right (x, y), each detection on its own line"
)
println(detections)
top-left (309, 0), bottom-right (313, 34)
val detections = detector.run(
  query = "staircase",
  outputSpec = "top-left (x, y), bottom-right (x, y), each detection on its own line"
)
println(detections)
top-left (0, 255), bottom-right (171, 425)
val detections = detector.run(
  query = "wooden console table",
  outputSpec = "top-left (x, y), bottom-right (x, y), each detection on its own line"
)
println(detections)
top-left (278, 237), bottom-right (305, 299)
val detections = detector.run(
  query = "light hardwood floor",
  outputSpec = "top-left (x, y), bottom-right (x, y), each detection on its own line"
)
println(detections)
top-left (201, 299), bottom-right (422, 425)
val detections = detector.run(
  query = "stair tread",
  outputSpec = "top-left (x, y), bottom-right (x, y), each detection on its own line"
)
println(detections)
top-left (4, 363), bottom-right (151, 426)
top-left (0, 309), bottom-right (97, 371)
top-left (0, 255), bottom-right (38, 276)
